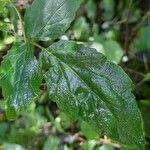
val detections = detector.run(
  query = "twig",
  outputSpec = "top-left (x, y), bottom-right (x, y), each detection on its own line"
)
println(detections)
top-left (8, 0), bottom-right (27, 43)
top-left (97, 136), bottom-right (121, 149)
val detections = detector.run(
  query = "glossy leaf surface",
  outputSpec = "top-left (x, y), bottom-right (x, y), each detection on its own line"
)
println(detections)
top-left (41, 40), bottom-right (144, 149)
top-left (25, 0), bottom-right (82, 41)
top-left (0, 43), bottom-right (42, 120)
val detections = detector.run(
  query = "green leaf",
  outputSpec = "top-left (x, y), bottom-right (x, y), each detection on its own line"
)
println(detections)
top-left (1, 143), bottom-right (26, 150)
top-left (103, 40), bottom-right (124, 64)
top-left (81, 121), bottom-right (99, 140)
top-left (99, 145), bottom-right (114, 150)
top-left (85, 0), bottom-right (97, 21)
top-left (101, 0), bottom-right (115, 21)
top-left (0, 43), bottom-right (42, 120)
top-left (83, 140), bottom-right (97, 150)
top-left (133, 26), bottom-right (150, 52)
top-left (139, 100), bottom-right (150, 139)
top-left (73, 17), bottom-right (90, 41)
top-left (41, 40), bottom-right (144, 149)
top-left (0, 0), bottom-right (9, 14)
top-left (43, 135), bottom-right (61, 150)
top-left (24, 0), bottom-right (82, 41)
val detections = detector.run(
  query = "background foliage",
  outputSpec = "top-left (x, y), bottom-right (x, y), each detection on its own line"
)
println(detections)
top-left (0, 0), bottom-right (150, 149)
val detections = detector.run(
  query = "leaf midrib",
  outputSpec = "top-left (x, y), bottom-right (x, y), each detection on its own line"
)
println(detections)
top-left (45, 48), bottom-right (118, 121)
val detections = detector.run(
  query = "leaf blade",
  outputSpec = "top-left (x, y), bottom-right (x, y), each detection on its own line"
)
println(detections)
top-left (0, 43), bottom-right (42, 120)
top-left (24, 0), bottom-right (82, 41)
top-left (41, 40), bottom-right (144, 149)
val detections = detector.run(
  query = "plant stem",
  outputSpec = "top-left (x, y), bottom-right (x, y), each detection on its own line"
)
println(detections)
top-left (30, 42), bottom-right (45, 50)
top-left (30, 42), bottom-right (53, 56)
top-left (8, 0), bottom-right (27, 43)
top-left (45, 106), bottom-right (55, 123)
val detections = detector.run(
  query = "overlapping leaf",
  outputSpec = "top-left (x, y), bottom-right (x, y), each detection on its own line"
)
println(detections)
top-left (0, 43), bottom-right (42, 120)
top-left (24, 0), bottom-right (82, 41)
top-left (41, 40), bottom-right (144, 149)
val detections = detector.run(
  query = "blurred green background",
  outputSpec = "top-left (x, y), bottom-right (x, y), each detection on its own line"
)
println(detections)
top-left (0, 0), bottom-right (150, 149)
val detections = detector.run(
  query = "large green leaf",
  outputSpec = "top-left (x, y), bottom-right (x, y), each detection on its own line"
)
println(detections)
top-left (41, 40), bottom-right (144, 149)
top-left (0, 43), bottom-right (42, 120)
top-left (24, 0), bottom-right (82, 41)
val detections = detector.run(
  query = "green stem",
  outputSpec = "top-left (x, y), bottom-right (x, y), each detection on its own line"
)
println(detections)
top-left (45, 106), bottom-right (55, 123)
top-left (30, 41), bottom-right (52, 55)
top-left (30, 42), bottom-right (45, 50)
top-left (9, 0), bottom-right (27, 43)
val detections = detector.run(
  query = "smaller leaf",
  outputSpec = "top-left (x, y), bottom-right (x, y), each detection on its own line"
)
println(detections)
top-left (99, 145), bottom-right (114, 150)
top-left (0, 43), bottom-right (42, 120)
top-left (85, 0), bottom-right (97, 21)
top-left (133, 26), bottom-right (150, 52)
top-left (0, 0), bottom-right (9, 14)
top-left (103, 40), bottom-right (124, 64)
top-left (25, 0), bottom-right (82, 41)
top-left (43, 135), bottom-right (61, 150)
top-left (81, 121), bottom-right (99, 140)
top-left (1, 143), bottom-right (25, 150)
